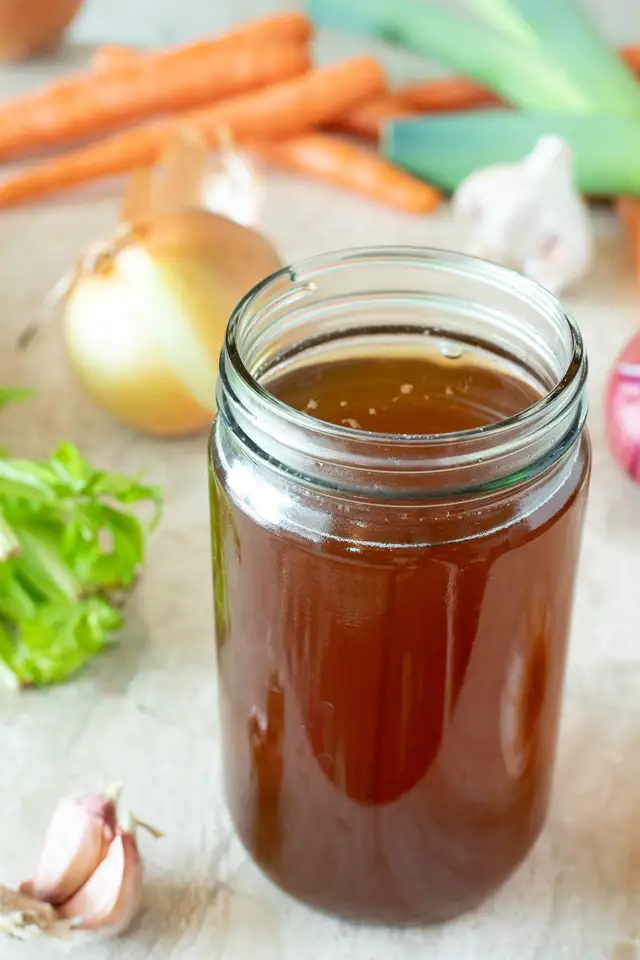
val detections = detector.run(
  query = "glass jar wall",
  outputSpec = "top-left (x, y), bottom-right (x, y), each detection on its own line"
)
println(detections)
top-left (209, 248), bottom-right (590, 924)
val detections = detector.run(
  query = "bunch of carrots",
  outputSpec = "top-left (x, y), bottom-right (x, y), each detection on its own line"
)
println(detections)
top-left (1, 12), bottom-right (640, 215)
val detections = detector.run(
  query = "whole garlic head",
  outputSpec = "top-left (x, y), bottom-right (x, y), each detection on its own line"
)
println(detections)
top-left (452, 135), bottom-right (593, 294)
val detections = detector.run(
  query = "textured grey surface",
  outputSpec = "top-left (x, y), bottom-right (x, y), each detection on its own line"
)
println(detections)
top-left (0, 2), bottom-right (639, 959)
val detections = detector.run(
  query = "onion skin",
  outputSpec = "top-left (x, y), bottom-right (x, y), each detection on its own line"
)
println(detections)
top-left (63, 269), bottom-right (212, 438)
top-left (605, 332), bottom-right (640, 482)
top-left (0, 0), bottom-right (83, 62)
top-left (63, 210), bottom-right (282, 438)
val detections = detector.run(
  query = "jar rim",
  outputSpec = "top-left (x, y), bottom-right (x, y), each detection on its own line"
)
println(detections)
top-left (224, 245), bottom-right (585, 449)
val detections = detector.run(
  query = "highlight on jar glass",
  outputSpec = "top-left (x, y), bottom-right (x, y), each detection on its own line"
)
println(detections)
top-left (209, 247), bottom-right (590, 925)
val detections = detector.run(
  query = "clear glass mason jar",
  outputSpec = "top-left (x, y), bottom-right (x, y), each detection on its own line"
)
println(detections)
top-left (209, 248), bottom-right (590, 925)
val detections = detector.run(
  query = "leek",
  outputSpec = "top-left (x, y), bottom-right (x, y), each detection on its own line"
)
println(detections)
top-left (470, 0), bottom-right (640, 119)
top-left (385, 112), bottom-right (640, 196)
top-left (305, 0), bottom-right (590, 113)
top-left (467, 0), bottom-right (539, 47)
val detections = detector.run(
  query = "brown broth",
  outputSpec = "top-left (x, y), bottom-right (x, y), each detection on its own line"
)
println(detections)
top-left (212, 349), bottom-right (590, 923)
top-left (269, 352), bottom-right (540, 434)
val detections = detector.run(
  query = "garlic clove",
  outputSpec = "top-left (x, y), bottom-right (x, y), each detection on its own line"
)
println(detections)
top-left (57, 821), bottom-right (143, 937)
top-left (32, 794), bottom-right (117, 906)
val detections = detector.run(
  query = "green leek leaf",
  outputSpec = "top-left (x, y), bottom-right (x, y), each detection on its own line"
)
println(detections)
top-left (306, 0), bottom-right (590, 112)
top-left (467, 0), bottom-right (538, 46)
top-left (471, 0), bottom-right (640, 119)
top-left (385, 111), bottom-right (640, 196)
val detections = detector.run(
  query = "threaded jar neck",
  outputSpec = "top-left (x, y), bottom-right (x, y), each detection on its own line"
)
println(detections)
top-left (216, 247), bottom-right (587, 500)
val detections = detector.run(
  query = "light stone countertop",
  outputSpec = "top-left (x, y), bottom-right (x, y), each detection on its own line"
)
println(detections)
top-left (1, 2), bottom-right (640, 959)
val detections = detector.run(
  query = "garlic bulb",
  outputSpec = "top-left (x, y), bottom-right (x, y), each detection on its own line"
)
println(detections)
top-left (121, 125), bottom-right (262, 229)
top-left (0, 787), bottom-right (157, 944)
top-left (203, 135), bottom-right (262, 227)
top-left (452, 135), bottom-right (593, 294)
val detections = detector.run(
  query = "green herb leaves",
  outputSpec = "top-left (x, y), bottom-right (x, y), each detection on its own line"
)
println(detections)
top-left (0, 427), bottom-right (161, 689)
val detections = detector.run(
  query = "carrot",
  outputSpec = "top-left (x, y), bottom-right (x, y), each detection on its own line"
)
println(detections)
top-left (615, 197), bottom-right (640, 281)
top-left (331, 92), bottom-right (418, 140)
top-left (0, 12), bottom-right (313, 160)
top-left (621, 45), bottom-right (640, 75)
top-left (397, 76), bottom-right (501, 112)
top-left (0, 58), bottom-right (386, 208)
top-left (254, 133), bottom-right (440, 214)
top-left (89, 39), bottom-right (640, 81)
top-left (80, 39), bottom-right (640, 157)
top-left (331, 79), bottom-right (499, 143)
top-left (90, 12), bottom-right (311, 73)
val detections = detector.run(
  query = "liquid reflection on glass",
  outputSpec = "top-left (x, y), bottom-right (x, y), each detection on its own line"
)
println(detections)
top-left (213, 433), bottom-right (588, 923)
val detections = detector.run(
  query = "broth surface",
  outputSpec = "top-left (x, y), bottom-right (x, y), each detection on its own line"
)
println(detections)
top-left (269, 351), bottom-right (539, 434)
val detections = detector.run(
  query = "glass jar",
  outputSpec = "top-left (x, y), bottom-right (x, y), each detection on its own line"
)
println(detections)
top-left (209, 248), bottom-right (590, 925)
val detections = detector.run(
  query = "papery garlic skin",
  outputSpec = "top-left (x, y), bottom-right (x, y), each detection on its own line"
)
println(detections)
top-left (203, 143), bottom-right (262, 228)
top-left (32, 794), bottom-right (116, 906)
top-left (57, 826), bottom-right (143, 937)
top-left (0, 884), bottom-right (72, 941)
top-left (453, 135), bottom-right (593, 294)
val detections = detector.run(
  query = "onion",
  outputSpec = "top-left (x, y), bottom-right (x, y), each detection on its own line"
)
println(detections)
top-left (0, 0), bottom-right (83, 62)
top-left (605, 331), bottom-right (640, 481)
top-left (62, 210), bottom-right (282, 437)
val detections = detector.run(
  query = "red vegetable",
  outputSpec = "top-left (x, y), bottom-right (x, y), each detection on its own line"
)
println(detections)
top-left (606, 332), bottom-right (640, 481)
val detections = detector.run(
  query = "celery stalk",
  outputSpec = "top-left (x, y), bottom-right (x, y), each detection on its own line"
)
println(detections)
top-left (305, 0), bottom-right (590, 112)
top-left (472, 0), bottom-right (640, 119)
top-left (385, 112), bottom-right (640, 196)
top-left (0, 391), bottom-right (162, 687)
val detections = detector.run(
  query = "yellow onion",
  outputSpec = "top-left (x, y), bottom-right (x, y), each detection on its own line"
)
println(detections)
top-left (0, 0), bottom-right (83, 62)
top-left (62, 210), bottom-right (282, 437)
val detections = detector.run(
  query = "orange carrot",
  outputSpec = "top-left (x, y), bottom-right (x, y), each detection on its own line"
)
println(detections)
top-left (0, 12), bottom-right (313, 160)
top-left (87, 41), bottom-right (640, 147)
top-left (332, 92), bottom-right (418, 140)
top-left (90, 38), bottom-right (640, 82)
top-left (615, 197), bottom-right (640, 281)
top-left (254, 133), bottom-right (440, 214)
top-left (0, 58), bottom-right (386, 208)
top-left (621, 45), bottom-right (640, 75)
top-left (331, 79), bottom-right (499, 143)
top-left (398, 76), bottom-right (501, 112)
